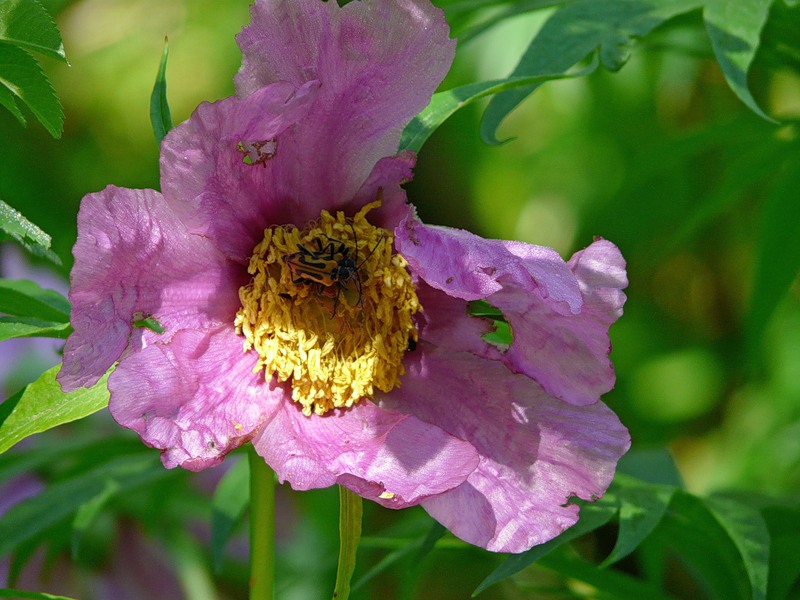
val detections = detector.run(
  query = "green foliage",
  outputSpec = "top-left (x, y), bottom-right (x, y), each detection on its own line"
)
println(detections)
top-left (150, 37), bottom-right (173, 144)
top-left (0, 590), bottom-right (77, 600)
top-left (477, 0), bottom-right (777, 144)
top-left (0, 199), bottom-right (60, 264)
top-left (0, 0), bottom-right (66, 137)
top-left (211, 455), bottom-right (249, 571)
top-left (400, 57), bottom-right (598, 153)
top-left (0, 367), bottom-right (110, 455)
top-left (0, 277), bottom-right (70, 341)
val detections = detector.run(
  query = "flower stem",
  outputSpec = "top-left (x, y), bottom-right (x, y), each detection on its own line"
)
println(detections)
top-left (248, 445), bottom-right (275, 600)
top-left (333, 485), bottom-right (363, 599)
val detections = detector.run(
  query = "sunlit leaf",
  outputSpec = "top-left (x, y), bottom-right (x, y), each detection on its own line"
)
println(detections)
top-left (0, 43), bottom-right (63, 138)
top-left (0, 366), bottom-right (110, 455)
top-left (705, 496), bottom-right (769, 600)
top-left (0, 200), bottom-right (60, 264)
top-left (0, 0), bottom-right (66, 61)
top-left (401, 58), bottom-right (598, 153)
top-left (0, 316), bottom-right (70, 341)
top-left (480, 0), bottom-right (703, 144)
top-left (703, 0), bottom-right (776, 123)
top-left (211, 456), bottom-right (249, 572)
top-left (150, 37), bottom-right (173, 144)
top-left (473, 501), bottom-right (618, 596)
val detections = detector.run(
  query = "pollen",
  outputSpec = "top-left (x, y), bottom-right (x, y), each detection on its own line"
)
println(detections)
top-left (234, 201), bottom-right (421, 416)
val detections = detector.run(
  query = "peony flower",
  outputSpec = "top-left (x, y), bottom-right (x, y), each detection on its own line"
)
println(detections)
top-left (58, 0), bottom-right (630, 553)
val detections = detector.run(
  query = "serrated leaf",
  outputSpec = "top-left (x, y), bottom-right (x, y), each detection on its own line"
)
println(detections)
top-left (0, 0), bottom-right (66, 62)
top-left (0, 279), bottom-right (70, 322)
top-left (600, 475), bottom-right (675, 567)
top-left (0, 454), bottom-right (166, 556)
top-left (746, 152), bottom-right (800, 359)
top-left (401, 59), bottom-right (598, 153)
top-left (0, 200), bottom-right (60, 264)
top-left (704, 496), bottom-right (769, 600)
top-left (473, 501), bottom-right (618, 596)
top-left (0, 365), bottom-right (110, 455)
top-left (0, 316), bottom-right (70, 341)
top-left (703, 0), bottom-right (776, 123)
top-left (481, 0), bottom-right (703, 144)
top-left (0, 43), bottom-right (63, 137)
top-left (0, 81), bottom-right (24, 124)
top-left (0, 589), bottom-right (77, 600)
top-left (211, 456), bottom-right (249, 572)
top-left (150, 37), bottom-right (173, 144)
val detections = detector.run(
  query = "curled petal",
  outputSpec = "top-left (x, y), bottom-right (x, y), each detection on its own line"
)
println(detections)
top-left (58, 187), bottom-right (240, 392)
top-left (235, 0), bottom-right (455, 214)
top-left (252, 398), bottom-right (479, 507)
top-left (396, 220), bottom-right (627, 404)
top-left (109, 327), bottom-right (277, 471)
top-left (382, 346), bottom-right (630, 553)
top-left (160, 81), bottom-right (318, 260)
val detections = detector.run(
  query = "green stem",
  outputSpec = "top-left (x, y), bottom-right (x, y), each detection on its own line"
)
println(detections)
top-left (249, 445), bottom-right (275, 600)
top-left (333, 485), bottom-right (363, 599)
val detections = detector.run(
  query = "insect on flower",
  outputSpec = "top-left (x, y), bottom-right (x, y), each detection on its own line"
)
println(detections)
top-left (283, 223), bottom-right (383, 316)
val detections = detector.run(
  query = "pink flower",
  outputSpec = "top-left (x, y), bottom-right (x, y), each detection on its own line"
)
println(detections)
top-left (58, 0), bottom-right (630, 553)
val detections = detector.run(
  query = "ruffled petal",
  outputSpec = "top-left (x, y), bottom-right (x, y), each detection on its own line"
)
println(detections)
top-left (58, 187), bottom-right (241, 392)
top-left (381, 345), bottom-right (630, 553)
top-left (235, 0), bottom-right (454, 216)
top-left (396, 219), bottom-right (627, 405)
top-left (109, 327), bottom-right (278, 471)
top-left (252, 398), bottom-right (479, 507)
top-left (159, 81), bottom-right (318, 261)
top-left (350, 151), bottom-right (417, 229)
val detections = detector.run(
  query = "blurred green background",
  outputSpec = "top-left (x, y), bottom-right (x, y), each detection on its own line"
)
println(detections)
top-left (2, 0), bottom-right (800, 598)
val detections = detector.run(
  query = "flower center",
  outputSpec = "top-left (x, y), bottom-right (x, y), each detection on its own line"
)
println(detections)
top-left (234, 201), bottom-right (421, 416)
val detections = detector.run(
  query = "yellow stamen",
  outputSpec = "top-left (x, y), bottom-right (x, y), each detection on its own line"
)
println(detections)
top-left (234, 201), bottom-right (421, 416)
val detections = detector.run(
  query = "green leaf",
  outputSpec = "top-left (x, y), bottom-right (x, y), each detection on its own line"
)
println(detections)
top-left (0, 279), bottom-right (70, 322)
top-left (480, 0), bottom-right (703, 144)
top-left (747, 151), bottom-right (800, 359)
top-left (211, 455), bottom-right (249, 572)
top-left (70, 478), bottom-right (119, 560)
top-left (0, 590), bottom-right (77, 600)
top-left (473, 501), bottom-right (618, 596)
top-left (456, 0), bottom-right (570, 45)
top-left (0, 42), bottom-right (63, 138)
top-left (401, 59), bottom-right (598, 153)
top-left (0, 454), bottom-right (167, 556)
top-left (0, 199), bottom-right (61, 264)
top-left (0, 316), bottom-right (70, 341)
top-left (0, 0), bottom-right (66, 62)
top-left (0, 366), bottom-right (110, 455)
top-left (703, 0), bottom-right (776, 123)
top-left (704, 496), bottom-right (770, 600)
top-left (333, 486), bottom-right (363, 600)
top-left (600, 475), bottom-right (675, 567)
top-left (412, 521), bottom-right (447, 565)
top-left (654, 490), bottom-right (753, 600)
top-left (150, 37), bottom-right (173, 144)
top-left (762, 506), bottom-right (800, 599)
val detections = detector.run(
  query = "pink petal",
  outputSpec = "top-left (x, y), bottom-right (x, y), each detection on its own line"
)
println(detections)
top-left (58, 187), bottom-right (241, 392)
top-left (235, 0), bottom-right (455, 216)
top-left (159, 81), bottom-right (318, 261)
top-left (350, 152), bottom-right (417, 229)
top-left (396, 220), bottom-right (627, 405)
top-left (252, 398), bottom-right (479, 507)
top-left (109, 326), bottom-right (278, 471)
top-left (381, 345), bottom-right (630, 553)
